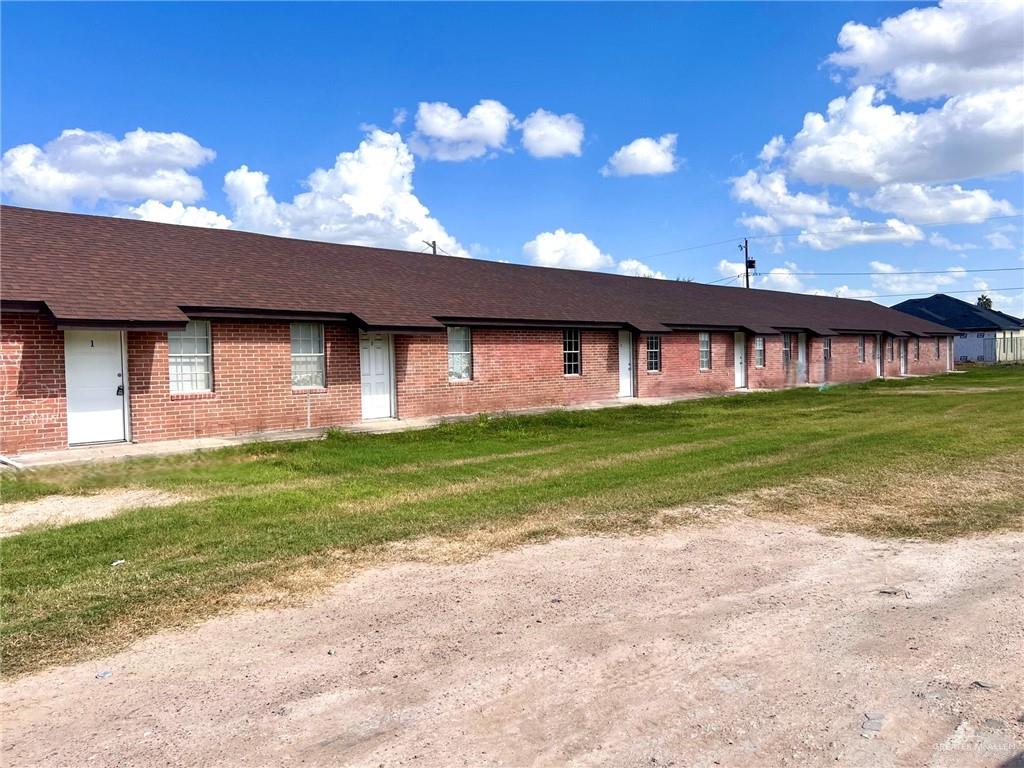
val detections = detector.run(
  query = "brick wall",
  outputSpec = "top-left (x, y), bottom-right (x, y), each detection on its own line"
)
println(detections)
top-left (907, 335), bottom-right (950, 375)
top-left (1, 313), bottom-right (67, 453)
top-left (808, 335), bottom-right (878, 384)
top-left (394, 328), bottom-right (619, 418)
top-left (636, 331), bottom-right (736, 397)
top-left (0, 312), bottom-right (957, 455)
top-left (127, 321), bottom-right (361, 442)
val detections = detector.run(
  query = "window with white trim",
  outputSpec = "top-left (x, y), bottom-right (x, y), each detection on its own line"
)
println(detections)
top-left (858, 335), bottom-right (866, 363)
top-left (291, 322), bottom-right (325, 387)
top-left (168, 320), bottom-right (212, 393)
top-left (646, 335), bottom-right (661, 372)
top-left (887, 338), bottom-right (894, 361)
top-left (914, 338), bottom-right (920, 361)
top-left (782, 333), bottom-right (792, 366)
top-left (698, 332), bottom-right (711, 370)
top-left (563, 329), bottom-right (581, 375)
top-left (447, 326), bottom-right (472, 380)
top-left (754, 336), bottom-right (765, 368)
top-left (823, 337), bottom-right (832, 361)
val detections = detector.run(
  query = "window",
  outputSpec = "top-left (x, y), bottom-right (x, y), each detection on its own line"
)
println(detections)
top-left (698, 332), bottom-right (711, 370)
top-left (887, 338), bottom-right (894, 361)
top-left (858, 335), bottom-right (866, 363)
top-left (563, 329), bottom-right (581, 375)
top-left (447, 326), bottom-right (472, 380)
top-left (168, 320), bottom-right (212, 393)
top-left (935, 339), bottom-right (941, 359)
top-left (646, 335), bottom-right (661, 372)
top-left (914, 338), bottom-right (920, 361)
top-left (823, 337), bottom-right (832, 361)
top-left (977, 332), bottom-right (985, 338)
top-left (754, 336), bottom-right (765, 368)
top-left (291, 322), bottom-right (325, 387)
top-left (782, 333), bottom-right (792, 366)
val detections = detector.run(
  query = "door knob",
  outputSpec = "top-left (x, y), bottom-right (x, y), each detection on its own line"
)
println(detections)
top-left (116, 385), bottom-right (124, 396)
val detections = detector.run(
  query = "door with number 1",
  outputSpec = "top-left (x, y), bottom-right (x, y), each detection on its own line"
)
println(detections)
top-left (64, 330), bottom-right (127, 445)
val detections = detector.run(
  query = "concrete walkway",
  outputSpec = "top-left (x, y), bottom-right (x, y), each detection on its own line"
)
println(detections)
top-left (4, 392), bottom-right (725, 469)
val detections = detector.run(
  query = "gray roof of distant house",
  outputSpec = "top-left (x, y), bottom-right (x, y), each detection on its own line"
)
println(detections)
top-left (1, 205), bottom-right (955, 336)
top-left (892, 294), bottom-right (1024, 332)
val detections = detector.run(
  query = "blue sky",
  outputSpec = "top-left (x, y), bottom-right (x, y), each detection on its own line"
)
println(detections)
top-left (3, 1), bottom-right (1022, 314)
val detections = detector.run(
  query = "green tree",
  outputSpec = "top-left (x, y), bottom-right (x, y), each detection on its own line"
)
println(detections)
top-left (977, 294), bottom-right (993, 309)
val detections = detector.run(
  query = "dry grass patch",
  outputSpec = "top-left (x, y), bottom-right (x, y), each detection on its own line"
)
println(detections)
top-left (742, 456), bottom-right (1024, 539)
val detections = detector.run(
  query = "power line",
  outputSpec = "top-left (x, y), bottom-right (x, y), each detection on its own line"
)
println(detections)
top-left (640, 212), bottom-right (1023, 263)
top-left (704, 270), bottom-right (745, 282)
top-left (773, 266), bottom-right (1024, 277)
top-left (646, 236), bottom-right (743, 258)
top-left (841, 286), bottom-right (1022, 300)
top-left (749, 213), bottom-right (1024, 242)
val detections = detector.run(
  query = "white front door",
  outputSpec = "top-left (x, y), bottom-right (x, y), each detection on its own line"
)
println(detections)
top-left (900, 339), bottom-right (908, 375)
top-left (734, 331), bottom-right (747, 389)
top-left (64, 330), bottom-right (127, 445)
top-left (360, 333), bottom-right (394, 419)
top-left (876, 334), bottom-right (884, 377)
top-left (797, 332), bottom-right (808, 383)
top-left (617, 330), bottom-right (634, 397)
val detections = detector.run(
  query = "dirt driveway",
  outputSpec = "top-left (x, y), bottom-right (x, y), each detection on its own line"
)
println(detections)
top-left (3, 518), bottom-right (1022, 768)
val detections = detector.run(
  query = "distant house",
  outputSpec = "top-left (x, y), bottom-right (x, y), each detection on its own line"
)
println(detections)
top-left (893, 294), bottom-right (1024, 364)
top-left (1, 206), bottom-right (955, 456)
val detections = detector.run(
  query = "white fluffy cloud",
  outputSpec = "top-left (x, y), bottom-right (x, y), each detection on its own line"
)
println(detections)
top-left (519, 109), bottom-right (584, 158)
top-left (928, 233), bottom-right (978, 252)
top-left (828, 0), bottom-right (1024, 101)
top-left (215, 129), bottom-right (467, 256)
top-left (758, 135), bottom-right (786, 165)
top-left (523, 230), bottom-right (669, 279)
top-left (731, 170), bottom-right (842, 233)
top-left (869, 260), bottom-right (967, 293)
top-left (409, 99), bottom-right (515, 161)
top-left (797, 217), bottom-right (924, 251)
top-left (1, 128), bottom-right (215, 208)
top-left (852, 183), bottom-right (1017, 224)
top-left (733, 1), bottom-right (1023, 255)
top-left (523, 229), bottom-right (613, 270)
top-left (600, 134), bottom-right (679, 177)
top-left (128, 200), bottom-right (232, 229)
top-left (785, 85), bottom-right (1023, 188)
top-left (730, 170), bottom-right (926, 250)
top-left (986, 231), bottom-right (1016, 250)
top-left (616, 259), bottom-right (667, 279)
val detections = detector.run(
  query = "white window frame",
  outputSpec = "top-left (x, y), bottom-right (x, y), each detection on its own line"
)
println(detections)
top-left (563, 329), bottom-right (581, 376)
top-left (447, 326), bottom-right (473, 381)
top-left (698, 332), bottom-right (711, 371)
top-left (291, 322), bottom-right (325, 388)
top-left (782, 333), bottom-right (792, 366)
top-left (168, 320), bottom-right (212, 394)
top-left (646, 335), bottom-right (662, 372)
top-left (823, 337), bottom-right (832, 361)
top-left (754, 336), bottom-right (765, 368)
top-left (858, 335), bottom-right (866, 363)
top-left (914, 337), bottom-right (920, 361)
top-left (887, 338), bottom-right (894, 362)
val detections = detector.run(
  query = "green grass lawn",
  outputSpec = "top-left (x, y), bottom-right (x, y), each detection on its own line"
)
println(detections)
top-left (3, 366), bottom-right (1023, 676)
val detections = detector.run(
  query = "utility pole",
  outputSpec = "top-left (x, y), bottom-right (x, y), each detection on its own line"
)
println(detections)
top-left (423, 240), bottom-right (437, 255)
top-left (740, 238), bottom-right (756, 288)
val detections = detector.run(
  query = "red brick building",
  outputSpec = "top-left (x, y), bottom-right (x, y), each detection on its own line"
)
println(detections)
top-left (1, 206), bottom-right (956, 455)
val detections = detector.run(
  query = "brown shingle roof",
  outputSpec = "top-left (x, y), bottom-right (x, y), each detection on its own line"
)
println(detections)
top-left (1, 206), bottom-right (955, 336)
